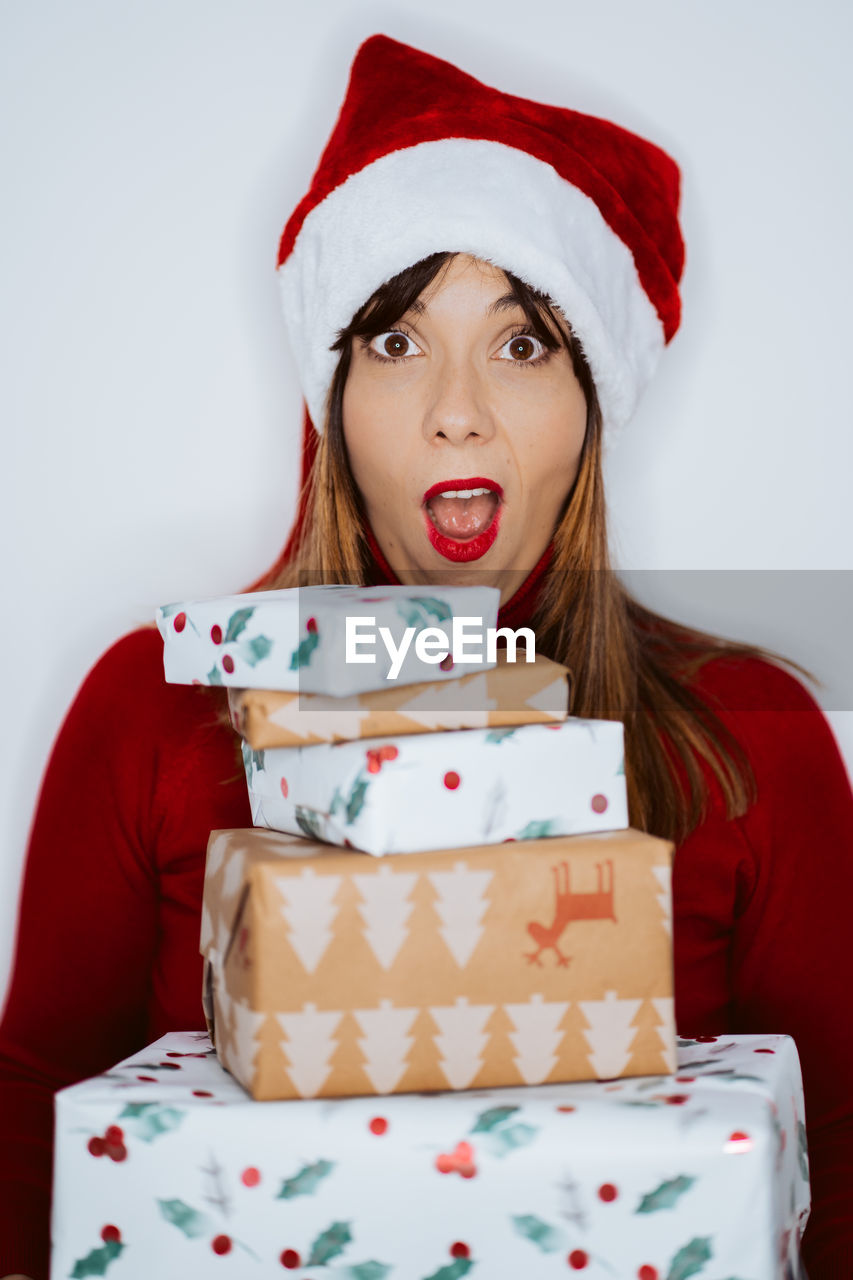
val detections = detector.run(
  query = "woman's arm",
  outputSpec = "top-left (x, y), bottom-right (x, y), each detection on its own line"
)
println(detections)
top-left (686, 656), bottom-right (853, 1275)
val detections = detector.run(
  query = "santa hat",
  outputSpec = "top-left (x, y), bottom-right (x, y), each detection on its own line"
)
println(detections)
top-left (277, 33), bottom-right (684, 456)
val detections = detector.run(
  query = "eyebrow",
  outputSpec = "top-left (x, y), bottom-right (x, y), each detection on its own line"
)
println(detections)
top-left (405, 291), bottom-right (524, 320)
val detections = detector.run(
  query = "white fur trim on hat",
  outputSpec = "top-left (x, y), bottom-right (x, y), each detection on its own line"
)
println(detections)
top-left (278, 137), bottom-right (665, 443)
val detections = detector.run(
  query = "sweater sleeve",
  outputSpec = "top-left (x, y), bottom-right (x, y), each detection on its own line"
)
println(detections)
top-left (692, 656), bottom-right (853, 1277)
top-left (0, 628), bottom-right (243, 1280)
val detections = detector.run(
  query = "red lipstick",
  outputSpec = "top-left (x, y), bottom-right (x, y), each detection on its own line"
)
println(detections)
top-left (422, 476), bottom-right (503, 564)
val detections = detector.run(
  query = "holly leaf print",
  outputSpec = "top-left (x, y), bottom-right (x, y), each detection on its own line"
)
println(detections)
top-left (511, 1214), bottom-right (566, 1253)
top-left (295, 806), bottom-right (326, 841)
top-left (616, 755), bottom-right (625, 774)
top-left (482, 1121), bottom-right (538, 1157)
top-left (307, 1220), bottom-right (353, 1265)
top-left (276, 1158), bottom-right (335, 1199)
top-left (239, 634), bottom-right (273, 666)
top-left (396, 596), bottom-right (452, 629)
top-left (636, 1175), bottom-right (696, 1213)
top-left (422, 1260), bottom-right (473, 1280)
top-left (345, 772), bottom-right (370, 824)
top-left (290, 630), bottom-right (321, 670)
top-left (470, 1104), bottom-right (520, 1133)
top-left (118, 1103), bottom-right (185, 1142)
top-left (485, 728), bottom-right (517, 744)
top-left (225, 607), bottom-right (255, 643)
top-left (666, 1236), bottom-right (712, 1280)
top-left (516, 819), bottom-right (555, 840)
top-left (70, 1240), bottom-right (124, 1277)
top-left (207, 664), bottom-right (223, 685)
top-left (341, 1264), bottom-right (393, 1280)
top-left (157, 1197), bottom-right (211, 1238)
top-left (797, 1120), bottom-right (810, 1181)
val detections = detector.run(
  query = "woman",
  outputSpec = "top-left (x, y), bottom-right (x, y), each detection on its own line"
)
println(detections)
top-left (1, 34), bottom-right (851, 1279)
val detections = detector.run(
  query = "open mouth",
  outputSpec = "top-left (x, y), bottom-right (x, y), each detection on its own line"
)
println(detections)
top-left (422, 477), bottom-right (503, 563)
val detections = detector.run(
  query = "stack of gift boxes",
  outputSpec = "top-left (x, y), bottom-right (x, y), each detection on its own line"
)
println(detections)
top-left (48, 584), bottom-right (811, 1278)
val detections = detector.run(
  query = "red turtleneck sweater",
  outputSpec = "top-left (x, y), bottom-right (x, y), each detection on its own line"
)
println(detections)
top-left (1, 557), bottom-right (852, 1278)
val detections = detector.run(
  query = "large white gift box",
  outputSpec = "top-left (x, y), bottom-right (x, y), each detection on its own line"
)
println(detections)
top-left (241, 718), bottom-right (628, 854)
top-left (156, 585), bottom-right (501, 695)
top-left (51, 1030), bottom-right (810, 1279)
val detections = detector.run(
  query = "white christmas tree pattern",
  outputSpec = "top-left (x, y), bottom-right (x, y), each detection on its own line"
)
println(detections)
top-left (651, 864), bottom-right (672, 936)
top-left (269, 693), bottom-right (375, 742)
top-left (351, 865), bottom-right (418, 969)
top-left (579, 991), bottom-right (642, 1078)
top-left (396, 672), bottom-right (492, 729)
top-left (277, 1003), bottom-right (343, 1098)
top-left (273, 868), bottom-right (343, 973)
top-left (430, 997), bottom-right (494, 1089)
top-left (352, 1000), bottom-right (419, 1093)
top-left (652, 996), bottom-right (677, 1071)
top-left (217, 988), bottom-right (265, 1092)
top-left (503, 994), bottom-right (570, 1084)
top-left (427, 862), bottom-right (493, 967)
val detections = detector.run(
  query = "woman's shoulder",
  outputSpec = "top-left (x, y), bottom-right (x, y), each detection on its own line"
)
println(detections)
top-left (686, 651), bottom-right (822, 715)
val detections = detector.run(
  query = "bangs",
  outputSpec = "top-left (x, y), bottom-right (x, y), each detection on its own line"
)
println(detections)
top-left (331, 252), bottom-right (573, 357)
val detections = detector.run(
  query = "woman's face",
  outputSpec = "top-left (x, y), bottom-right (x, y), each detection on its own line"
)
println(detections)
top-left (342, 254), bottom-right (588, 600)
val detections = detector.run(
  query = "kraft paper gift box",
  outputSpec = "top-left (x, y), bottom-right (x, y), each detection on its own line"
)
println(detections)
top-left (51, 1030), bottom-right (810, 1280)
top-left (228, 650), bottom-right (571, 749)
top-left (241, 717), bottom-right (627, 855)
top-left (156, 584), bottom-right (501, 695)
top-left (200, 827), bottom-right (675, 1101)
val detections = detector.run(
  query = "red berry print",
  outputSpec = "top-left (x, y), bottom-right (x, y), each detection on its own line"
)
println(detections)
top-left (366, 749), bottom-right (382, 774)
top-left (638, 1267), bottom-right (659, 1280)
top-left (369, 1116), bottom-right (388, 1136)
top-left (106, 1141), bottom-right (128, 1162)
top-left (88, 1136), bottom-right (106, 1157)
top-left (435, 1140), bottom-right (476, 1177)
top-left (173, 612), bottom-right (186, 633)
top-left (210, 624), bottom-right (223, 644)
top-left (675, 1076), bottom-right (695, 1083)
top-left (378, 744), bottom-right (398, 762)
top-left (598, 1182), bottom-right (618, 1202)
top-left (222, 654), bottom-right (235, 674)
top-left (241, 1166), bottom-right (261, 1187)
top-left (591, 793), bottom-right (608, 813)
top-left (306, 616), bottom-right (317, 633)
top-left (450, 1242), bottom-right (471, 1259)
top-left (568, 1250), bottom-right (589, 1270)
top-left (280, 1249), bottom-right (301, 1269)
top-left (193, 1089), bottom-right (214, 1097)
top-left (105, 1125), bottom-right (124, 1144)
top-left (755, 1048), bottom-right (775, 1054)
top-left (694, 1034), bottom-right (717, 1043)
top-left (137, 1075), bottom-right (157, 1083)
top-left (443, 770), bottom-right (461, 790)
top-left (662, 1094), bottom-right (689, 1106)
top-left (439, 653), bottom-right (454, 671)
top-left (101, 1225), bottom-right (122, 1244)
top-left (556, 1105), bottom-right (576, 1113)
top-left (280, 777), bottom-right (289, 798)
top-left (212, 1234), bottom-right (232, 1255)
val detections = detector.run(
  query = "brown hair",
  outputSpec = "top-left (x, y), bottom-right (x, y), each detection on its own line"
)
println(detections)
top-left (258, 252), bottom-right (805, 843)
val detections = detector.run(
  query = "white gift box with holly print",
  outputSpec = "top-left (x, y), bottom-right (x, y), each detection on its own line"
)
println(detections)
top-left (241, 718), bottom-right (627, 855)
top-left (51, 1030), bottom-right (809, 1279)
top-left (156, 585), bottom-right (500, 695)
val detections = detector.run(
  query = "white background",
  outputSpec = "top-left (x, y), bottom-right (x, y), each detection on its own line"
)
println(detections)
top-left (2, 0), bottom-right (851, 1009)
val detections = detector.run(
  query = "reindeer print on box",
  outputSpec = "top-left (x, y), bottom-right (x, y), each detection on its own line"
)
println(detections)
top-left (201, 827), bottom-right (676, 1100)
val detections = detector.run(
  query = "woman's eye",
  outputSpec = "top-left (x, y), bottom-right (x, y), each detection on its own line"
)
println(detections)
top-left (367, 331), bottom-right (422, 360)
top-left (498, 333), bottom-right (547, 364)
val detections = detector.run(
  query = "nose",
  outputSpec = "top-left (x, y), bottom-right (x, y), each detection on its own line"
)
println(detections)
top-left (421, 358), bottom-right (496, 446)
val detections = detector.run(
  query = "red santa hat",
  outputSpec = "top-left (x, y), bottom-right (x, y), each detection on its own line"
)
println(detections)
top-left (277, 34), bottom-right (684, 446)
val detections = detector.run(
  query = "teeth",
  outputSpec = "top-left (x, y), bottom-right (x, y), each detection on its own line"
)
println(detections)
top-left (437, 487), bottom-right (493, 499)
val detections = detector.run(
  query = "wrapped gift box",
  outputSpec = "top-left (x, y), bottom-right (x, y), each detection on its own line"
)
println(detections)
top-left (241, 717), bottom-right (627, 854)
top-left (156, 584), bottom-right (501, 695)
top-left (51, 1030), bottom-right (810, 1279)
top-left (228, 650), bottom-right (571, 748)
top-left (201, 827), bottom-right (674, 1100)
